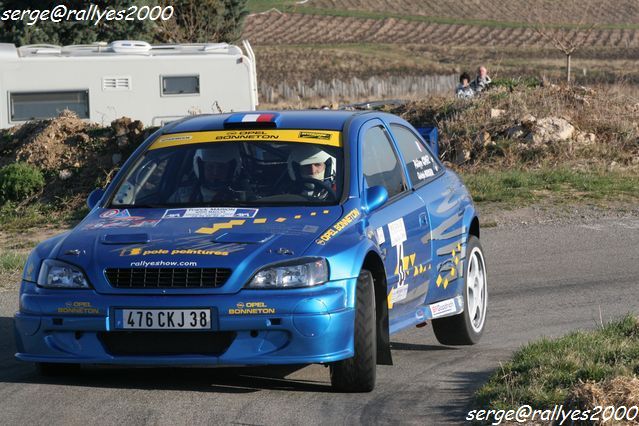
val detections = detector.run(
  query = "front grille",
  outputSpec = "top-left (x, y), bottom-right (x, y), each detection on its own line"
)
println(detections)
top-left (105, 268), bottom-right (232, 289)
top-left (99, 331), bottom-right (236, 356)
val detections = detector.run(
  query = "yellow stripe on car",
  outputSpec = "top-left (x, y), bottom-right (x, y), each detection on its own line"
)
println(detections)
top-left (150, 129), bottom-right (342, 150)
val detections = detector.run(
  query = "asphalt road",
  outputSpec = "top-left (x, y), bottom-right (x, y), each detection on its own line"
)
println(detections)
top-left (1, 217), bottom-right (637, 425)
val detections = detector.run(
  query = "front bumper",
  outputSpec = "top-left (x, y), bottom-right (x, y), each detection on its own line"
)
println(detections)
top-left (14, 279), bottom-right (356, 365)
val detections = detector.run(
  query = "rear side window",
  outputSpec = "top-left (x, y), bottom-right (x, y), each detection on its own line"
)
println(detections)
top-left (361, 126), bottom-right (407, 198)
top-left (10, 90), bottom-right (89, 121)
top-left (161, 75), bottom-right (200, 95)
top-left (390, 124), bottom-right (439, 185)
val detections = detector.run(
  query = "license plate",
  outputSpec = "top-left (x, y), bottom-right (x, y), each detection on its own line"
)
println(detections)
top-left (117, 309), bottom-right (211, 330)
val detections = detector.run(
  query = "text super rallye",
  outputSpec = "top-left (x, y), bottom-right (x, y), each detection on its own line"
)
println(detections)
top-left (15, 111), bottom-right (488, 392)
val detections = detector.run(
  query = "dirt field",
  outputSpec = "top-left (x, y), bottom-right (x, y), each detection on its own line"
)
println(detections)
top-left (250, 0), bottom-right (639, 26)
top-left (253, 44), bottom-right (639, 87)
top-left (244, 12), bottom-right (639, 47)
top-left (245, 0), bottom-right (639, 91)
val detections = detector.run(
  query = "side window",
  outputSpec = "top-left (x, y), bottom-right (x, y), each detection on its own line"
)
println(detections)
top-left (361, 126), bottom-right (407, 198)
top-left (161, 75), bottom-right (200, 95)
top-left (390, 124), bottom-right (440, 186)
top-left (10, 90), bottom-right (89, 121)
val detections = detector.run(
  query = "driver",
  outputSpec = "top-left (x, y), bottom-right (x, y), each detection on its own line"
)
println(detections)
top-left (170, 144), bottom-right (241, 203)
top-left (287, 145), bottom-right (336, 200)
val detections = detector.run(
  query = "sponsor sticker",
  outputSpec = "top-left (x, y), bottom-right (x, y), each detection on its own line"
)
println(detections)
top-left (158, 135), bottom-right (192, 142)
top-left (84, 219), bottom-right (160, 230)
top-left (375, 227), bottom-right (386, 245)
top-left (298, 131), bottom-right (332, 140)
top-left (413, 154), bottom-right (432, 169)
top-left (390, 285), bottom-right (408, 304)
top-left (430, 298), bottom-right (457, 318)
top-left (315, 208), bottom-right (360, 245)
top-left (417, 168), bottom-right (435, 181)
top-left (388, 217), bottom-right (407, 247)
top-left (228, 301), bottom-right (276, 315)
top-left (120, 246), bottom-right (240, 257)
top-left (100, 209), bottom-right (131, 219)
top-left (162, 208), bottom-right (258, 219)
top-left (57, 301), bottom-right (100, 315)
top-left (25, 261), bottom-right (35, 281)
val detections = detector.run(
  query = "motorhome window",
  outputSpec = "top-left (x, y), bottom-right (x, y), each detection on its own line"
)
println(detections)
top-left (10, 91), bottom-right (89, 121)
top-left (162, 75), bottom-right (200, 95)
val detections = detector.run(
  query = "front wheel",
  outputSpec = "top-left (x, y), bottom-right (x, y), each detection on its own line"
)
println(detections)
top-left (432, 235), bottom-right (487, 345)
top-left (330, 269), bottom-right (376, 392)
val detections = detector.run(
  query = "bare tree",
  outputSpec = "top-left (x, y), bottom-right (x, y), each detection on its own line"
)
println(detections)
top-left (528, 0), bottom-right (599, 83)
top-left (155, 0), bottom-right (248, 43)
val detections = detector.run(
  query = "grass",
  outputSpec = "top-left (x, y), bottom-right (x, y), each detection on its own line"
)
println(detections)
top-left (0, 201), bottom-right (87, 230)
top-left (475, 314), bottom-right (639, 410)
top-left (0, 250), bottom-right (28, 290)
top-left (0, 250), bottom-right (27, 272)
top-left (461, 169), bottom-right (639, 205)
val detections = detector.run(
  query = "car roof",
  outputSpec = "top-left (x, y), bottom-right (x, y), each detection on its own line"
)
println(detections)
top-left (163, 110), bottom-right (370, 134)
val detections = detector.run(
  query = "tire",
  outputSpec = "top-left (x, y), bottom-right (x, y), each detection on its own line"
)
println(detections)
top-left (330, 269), bottom-right (376, 392)
top-left (432, 235), bottom-right (487, 345)
top-left (36, 362), bottom-right (81, 377)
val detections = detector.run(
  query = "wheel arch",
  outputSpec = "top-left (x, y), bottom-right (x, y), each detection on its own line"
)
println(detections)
top-left (361, 250), bottom-right (393, 366)
top-left (469, 216), bottom-right (480, 239)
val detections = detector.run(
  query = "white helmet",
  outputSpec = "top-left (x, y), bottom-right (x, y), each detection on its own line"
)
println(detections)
top-left (193, 145), bottom-right (241, 179)
top-left (193, 145), bottom-right (241, 191)
top-left (287, 145), bottom-right (335, 182)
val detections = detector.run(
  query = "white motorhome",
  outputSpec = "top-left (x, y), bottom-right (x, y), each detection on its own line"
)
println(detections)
top-left (0, 40), bottom-right (258, 128)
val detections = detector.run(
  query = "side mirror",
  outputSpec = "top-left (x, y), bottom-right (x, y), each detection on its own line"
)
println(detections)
top-left (364, 185), bottom-right (388, 213)
top-left (87, 188), bottom-right (105, 210)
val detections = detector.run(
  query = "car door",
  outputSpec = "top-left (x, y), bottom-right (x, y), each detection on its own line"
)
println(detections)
top-left (388, 123), bottom-right (460, 305)
top-left (359, 119), bottom-right (429, 334)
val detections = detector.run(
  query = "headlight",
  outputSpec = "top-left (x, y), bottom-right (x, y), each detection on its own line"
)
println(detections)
top-left (247, 258), bottom-right (328, 289)
top-left (37, 259), bottom-right (90, 289)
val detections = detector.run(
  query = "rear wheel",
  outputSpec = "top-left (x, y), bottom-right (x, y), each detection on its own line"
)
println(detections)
top-left (36, 362), bottom-right (81, 377)
top-left (330, 269), bottom-right (376, 392)
top-left (432, 235), bottom-right (487, 345)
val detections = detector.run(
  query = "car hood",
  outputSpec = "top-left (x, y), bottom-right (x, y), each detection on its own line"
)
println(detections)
top-left (54, 206), bottom-right (343, 294)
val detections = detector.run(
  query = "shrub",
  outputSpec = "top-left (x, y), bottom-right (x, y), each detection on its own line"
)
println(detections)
top-left (491, 76), bottom-right (542, 90)
top-left (0, 162), bottom-right (45, 203)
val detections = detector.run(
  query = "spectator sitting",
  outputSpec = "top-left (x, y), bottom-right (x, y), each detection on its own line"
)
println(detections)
top-left (456, 72), bottom-right (475, 99)
top-left (472, 66), bottom-right (492, 93)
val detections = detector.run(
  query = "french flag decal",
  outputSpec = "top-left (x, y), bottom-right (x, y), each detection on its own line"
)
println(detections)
top-left (225, 113), bottom-right (279, 126)
top-left (241, 113), bottom-right (275, 122)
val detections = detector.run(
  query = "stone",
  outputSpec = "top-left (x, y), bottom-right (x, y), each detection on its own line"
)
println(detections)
top-left (490, 108), bottom-right (505, 118)
top-left (76, 133), bottom-right (90, 144)
top-left (111, 117), bottom-right (132, 137)
top-left (58, 169), bottom-right (72, 180)
top-left (506, 125), bottom-right (526, 139)
top-left (112, 153), bottom-right (122, 165)
top-left (575, 131), bottom-right (596, 146)
top-left (520, 114), bottom-right (537, 128)
top-left (526, 116), bottom-right (575, 146)
top-left (116, 135), bottom-right (129, 147)
top-left (475, 131), bottom-right (492, 146)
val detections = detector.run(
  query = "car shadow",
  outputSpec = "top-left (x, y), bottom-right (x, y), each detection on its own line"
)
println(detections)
top-left (437, 368), bottom-right (498, 423)
top-left (0, 316), bottom-right (331, 393)
top-left (390, 341), bottom-right (457, 351)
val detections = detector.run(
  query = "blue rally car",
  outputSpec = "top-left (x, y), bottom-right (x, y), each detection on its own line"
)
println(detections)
top-left (15, 111), bottom-right (487, 392)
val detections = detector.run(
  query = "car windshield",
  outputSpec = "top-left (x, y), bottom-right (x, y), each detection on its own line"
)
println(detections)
top-left (110, 140), bottom-right (343, 207)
